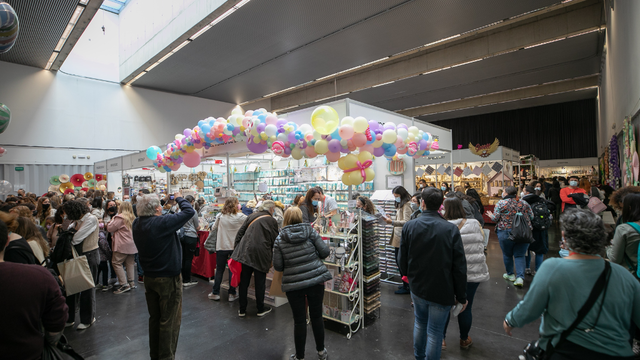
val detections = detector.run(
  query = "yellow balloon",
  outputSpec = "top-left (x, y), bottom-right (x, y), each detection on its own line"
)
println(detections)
top-left (158, 167), bottom-right (166, 173)
top-left (270, 135), bottom-right (277, 142)
top-left (364, 168), bottom-right (375, 182)
top-left (260, 133), bottom-right (268, 140)
top-left (314, 140), bottom-right (329, 154)
top-left (311, 106), bottom-right (340, 135)
top-left (353, 117), bottom-right (369, 133)
top-left (372, 139), bottom-right (383, 148)
top-left (349, 171), bottom-right (364, 185)
top-left (342, 154), bottom-right (358, 169)
top-left (250, 127), bottom-right (259, 136)
top-left (341, 173), bottom-right (352, 186)
top-left (341, 116), bottom-right (354, 126)
top-left (408, 126), bottom-right (419, 135)
top-left (175, 134), bottom-right (183, 140)
top-left (358, 151), bottom-right (373, 163)
top-left (337, 156), bottom-right (347, 170)
top-left (291, 148), bottom-right (303, 160)
top-left (382, 129), bottom-right (397, 144)
top-left (240, 126), bottom-right (246, 132)
top-left (185, 146), bottom-right (195, 153)
top-left (253, 136), bottom-right (261, 144)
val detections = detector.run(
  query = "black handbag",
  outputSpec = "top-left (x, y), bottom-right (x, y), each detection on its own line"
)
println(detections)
top-left (509, 212), bottom-right (534, 244)
top-left (521, 261), bottom-right (611, 360)
top-left (42, 334), bottom-right (84, 360)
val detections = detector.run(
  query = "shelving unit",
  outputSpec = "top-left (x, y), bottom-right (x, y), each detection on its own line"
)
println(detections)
top-left (361, 213), bottom-right (381, 320)
top-left (320, 217), bottom-right (364, 339)
top-left (371, 191), bottom-right (400, 284)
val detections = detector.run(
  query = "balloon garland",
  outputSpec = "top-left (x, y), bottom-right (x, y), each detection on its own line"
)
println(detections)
top-left (147, 105), bottom-right (440, 186)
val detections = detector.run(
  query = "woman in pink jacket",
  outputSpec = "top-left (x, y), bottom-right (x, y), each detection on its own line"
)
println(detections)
top-left (106, 201), bottom-right (138, 294)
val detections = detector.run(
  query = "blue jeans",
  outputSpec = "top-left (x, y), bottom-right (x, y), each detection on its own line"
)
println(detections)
top-left (497, 229), bottom-right (529, 279)
top-left (525, 251), bottom-right (544, 271)
top-left (443, 282), bottom-right (480, 341)
top-left (411, 293), bottom-right (451, 360)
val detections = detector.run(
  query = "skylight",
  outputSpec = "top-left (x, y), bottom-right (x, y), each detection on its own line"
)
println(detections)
top-left (101, 0), bottom-right (129, 14)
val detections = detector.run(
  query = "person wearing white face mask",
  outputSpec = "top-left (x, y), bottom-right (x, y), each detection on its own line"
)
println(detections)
top-left (418, 179), bottom-right (427, 190)
top-left (384, 186), bottom-right (413, 294)
top-left (559, 175), bottom-right (587, 212)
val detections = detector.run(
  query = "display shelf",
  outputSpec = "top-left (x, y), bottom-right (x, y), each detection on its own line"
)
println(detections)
top-left (219, 266), bottom-right (288, 308)
top-left (322, 314), bottom-right (360, 326)
top-left (324, 288), bottom-right (358, 297)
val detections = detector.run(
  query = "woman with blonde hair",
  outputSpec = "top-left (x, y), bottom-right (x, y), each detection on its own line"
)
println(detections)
top-left (208, 197), bottom-right (246, 302)
top-left (14, 217), bottom-right (50, 265)
top-left (106, 201), bottom-right (138, 294)
top-left (273, 206), bottom-right (331, 360)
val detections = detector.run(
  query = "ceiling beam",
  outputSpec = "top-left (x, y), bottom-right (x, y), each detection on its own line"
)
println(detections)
top-left (50, 0), bottom-right (104, 72)
top-left (397, 75), bottom-right (599, 117)
top-left (270, 0), bottom-right (604, 112)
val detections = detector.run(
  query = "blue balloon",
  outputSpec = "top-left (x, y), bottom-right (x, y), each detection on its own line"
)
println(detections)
top-left (287, 122), bottom-right (298, 131)
top-left (226, 124), bottom-right (234, 131)
top-left (146, 146), bottom-right (161, 160)
top-left (310, 139), bottom-right (317, 146)
top-left (423, 151), bottom-right (430, 156)
top-left (422, 133), bottom-right (430, 141)
top-left (163, 166), bottom-right (171, 172)
top-left (366, 137), bottom-right (375, 145)
top-left (381, 143), bottom-right (390, 150)
top-left (201, 124), bottom-right (211, 134)
top-left (198, 120), bottom-right (205, 127)
top-left (330, 128), bottom-right (341, 141)
top-left (258, 114), bottom-right (267, 123)
top-left (384, 144), bottom-right (397, 157)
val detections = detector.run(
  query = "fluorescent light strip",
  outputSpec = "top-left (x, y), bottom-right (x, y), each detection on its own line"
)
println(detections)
top-left (45, 52), bottom-right (59, 70)
top-left (46, 2), bottom-right (86, 70)
top-left (126, 71), bottom-right (147, 86)
top-left (372, 80), bottom-right (395, 88)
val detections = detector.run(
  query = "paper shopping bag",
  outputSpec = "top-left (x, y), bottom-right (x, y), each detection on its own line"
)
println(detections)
top-left (269, 270), bottom-right (285, 297)
top-left (58, 247), bottom-right (95, 296)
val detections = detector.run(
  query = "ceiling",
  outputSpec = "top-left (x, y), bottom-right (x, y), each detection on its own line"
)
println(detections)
top-left (0, 0), bottom-right (80, 68)
top-left (133, 0), bottom-right (561, 104)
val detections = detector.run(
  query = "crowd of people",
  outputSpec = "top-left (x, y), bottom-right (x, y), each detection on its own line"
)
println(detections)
top-left (2, 175), bottom-right (640, 360)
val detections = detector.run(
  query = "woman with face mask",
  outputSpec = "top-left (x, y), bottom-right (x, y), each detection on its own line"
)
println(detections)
top-left (104, 200), bottom-right (118, 224)
top-left (385, 186), bottom-right (413, 295)
top-left (300, 188), bottom-right (323, 224)
top-left (440, 183), bottom-right (451, 194)
top-left (36, 197), bottom-right (56, 227)
top-left (410, 193), bottom-right (422, 220)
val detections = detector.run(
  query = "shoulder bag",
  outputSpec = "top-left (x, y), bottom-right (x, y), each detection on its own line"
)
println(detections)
top-left (203, 214), bottom-right (220, 254)
top-left (520, 261), bottom-right (611, 360)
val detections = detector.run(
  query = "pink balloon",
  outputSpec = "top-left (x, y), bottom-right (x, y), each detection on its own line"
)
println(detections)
top-left (338, 125), bottom-right (355, 140)
top-left (326, 151), bottom-right (340, 162)
top-left (395, 138), bottom-right (405, 148)
top-left (183, 151), bottom-right (201, 168)
top-left (347, 139), bottom-right (357, 152)
top-left (352, 133), bottom-right (367, 147)
top-left (305, 146), bottom-right (317, 158)
top-left (397, 146), bottom-right (408, 154)
top-left (265, 114), bottom-right (278, 125)
top-left (360, 144), bottom-right (374, 154)
top-left (169, 162), bottom-right (181, 171)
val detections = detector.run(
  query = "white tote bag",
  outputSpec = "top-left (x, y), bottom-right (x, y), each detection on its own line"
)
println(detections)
top-left (57, 247), bottom-right (95, 296)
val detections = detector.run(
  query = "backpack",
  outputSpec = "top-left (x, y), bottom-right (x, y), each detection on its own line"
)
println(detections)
top-left (530, 201), bottom-right (551, 231)
top-left (50, 228), bottom-right (77, 274)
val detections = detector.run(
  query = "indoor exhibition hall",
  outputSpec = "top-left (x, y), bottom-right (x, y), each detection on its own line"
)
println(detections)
top-left (1, 1), bottom-right (639, 360)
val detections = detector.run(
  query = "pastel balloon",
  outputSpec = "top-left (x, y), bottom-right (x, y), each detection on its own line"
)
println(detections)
top-left (277, 133), bottom-right (288, 142)
top-left (349, 171), bottom-right (364, 186)
top-left (315, 140), bottom-right (329, 154)
top-left (397, 128), bottom-right (408, 140)
top-left (373, 147), bottom-right (385, 157)
top-left (342, 154), bottom-right (358, 169)
top-left (359, 144), bottom-right (374, 154)
top-left (291, 147), bottom-right (303, 160)
top-left (382, 129), bottom-right (397, 144)
top-left (183, 151), bottom-right (201, 167)
top-left (341, 173), bottom-right (352, 186)
top-left (311, 106), bottom-right (340, 135)
top-left (299, 124), bottom-right (312, 135)
top-left (288, 131), bottom-right (297, 143)
top-left (328, 139), bottom-right (341, 153)
top-left (364, 168), bottom-right (375, 182)
top-left (352, 132), bottom-right (367, 147)
top-left (384, 144), bottom-right (397, 157)
top-left (183, 129), bottom-right (192, 137)
top-left (353, 117), bottom-right (369, 133)
top-left (325, 151), bottom-right (340, 162)
top-left (397, 146), bottom-right (408, 155)
top-left (347, 140), bottom-right (357, 152)
top-left (423, 132), bottom-right (431, 141)
top-left (341, 116), bottom-right (354, 126)
top-left (305, 146), bottom-right (317, 158)
top-left (408, 126), bottom-right (419, 135)
top-left (357, 151), bottom-right (373, 163)
top-left (265, 124), bottom-right (277, 137)
top-left (146, 146), bottom-right (161, 160)
top-left (265, 114), bottom-right (278, 125)
top-left (383, 122), bottom-right (396, 131)
top-left (169, 162), bottom-right (181, 171)
top-left (395, 138), bottom-right (405, 148)
top-left (247, 137), bottom-right (268, 153)
top-left (338, 125), bottom-right (354, 140)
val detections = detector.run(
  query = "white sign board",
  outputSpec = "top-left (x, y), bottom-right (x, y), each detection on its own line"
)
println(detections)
top-left (107, 157), bottom-right (123, 172)
top-left (94, 161), bottom-right (107, 173)
top-left (386, 175), bottom-right (403, 189)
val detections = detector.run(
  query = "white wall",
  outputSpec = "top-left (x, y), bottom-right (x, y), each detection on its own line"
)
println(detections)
top-left (0, 60), bottom-right (236, 161)
top-left (598, 1), bottom-right (640, 152)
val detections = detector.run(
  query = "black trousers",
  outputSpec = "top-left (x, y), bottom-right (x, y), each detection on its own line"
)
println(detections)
top-left (238, 264), bottom-right (266, 313)
top-left (286, 284), bottom-right (325, 359)
top-left (97, 260), bottom-right (109, 286)
top-left (394, 247), bottom-right (409, 288)
top-left (180, 236), bottom-right (198, 283)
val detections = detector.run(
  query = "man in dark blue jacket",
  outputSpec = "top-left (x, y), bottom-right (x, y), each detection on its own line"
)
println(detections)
top-left (132, 192), bottom-right (195, 360)
top-left (399, 187), bottom-right (467, 360)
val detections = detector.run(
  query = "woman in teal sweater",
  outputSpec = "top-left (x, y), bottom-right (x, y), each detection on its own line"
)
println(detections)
top-left (503, 209), bottom-right (640, 359)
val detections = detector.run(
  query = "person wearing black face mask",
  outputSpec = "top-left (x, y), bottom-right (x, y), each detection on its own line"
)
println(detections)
top-left (104, 201), bottom-right (118, 224)
top-left (36, 197), bottom-right (56, 227)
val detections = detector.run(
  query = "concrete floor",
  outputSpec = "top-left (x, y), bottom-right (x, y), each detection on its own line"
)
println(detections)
top-left (65, 224), bottom-right (560, 360)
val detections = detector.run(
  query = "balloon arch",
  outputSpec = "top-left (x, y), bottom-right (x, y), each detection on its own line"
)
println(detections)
top-left (146, 105), bottom-right (439, 186)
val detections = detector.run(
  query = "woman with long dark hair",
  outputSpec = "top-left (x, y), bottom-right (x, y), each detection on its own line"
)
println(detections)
top-left (385, 186), bottom-right (413, 294)
top-left (300, 187), bottom-right (322, 224)
top-left (466, 188), bottom-right (484, 215)
top-left (35, 197), bottom-right (56, 227)
top-left (607, 193), bottom-right (640, 274)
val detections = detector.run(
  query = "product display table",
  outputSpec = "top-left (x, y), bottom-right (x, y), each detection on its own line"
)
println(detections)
top-left (192, 230), bottom-right (216, 278)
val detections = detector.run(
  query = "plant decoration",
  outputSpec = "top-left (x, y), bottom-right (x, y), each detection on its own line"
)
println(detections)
top-left (609, 134), bottom-right (621, 188)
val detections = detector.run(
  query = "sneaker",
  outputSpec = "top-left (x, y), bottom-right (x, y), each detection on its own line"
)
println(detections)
top-left (101, 284), bottom-right (113, 292)
top-left (460, 336), bottom-right (473, 350)
top-left (503, 273), bottom-right (516, 282)
top-left (257, 307), bottom-right (272, 317)
top-left (113, 284), bottom-right (131, 294)
top-left (238, 310), bottom-right (246, 317)
top-left (228, 294), bottom-right (239, 302)
top-left (138, 275), bottom-right (144, 283)
top-left (514, 278), bottom-right (524, 287)
top-left (183, 281), bottom-right (198, 287)
top-left (318, 348), bottom-right (328, 360)
top-left (208, 293), bottom-right (220, 301)
top-left (394, 287), bottom-right (410, 295)
top-left (525, 268), bottom-right (532, 276)
top-left (442, 339), bottom-right (446, 350)
top-left (289, 355), bottom-right (303, 360)
top-left (76, 318), bottom-right (95, 330)
top-left (65, 321), bottom-right (75, 328)
top-left (129, 282), bottom-right (137, 289)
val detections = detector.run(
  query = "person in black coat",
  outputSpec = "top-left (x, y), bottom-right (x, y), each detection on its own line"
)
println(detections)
top-left (399, 188), bottom-right (467, 360)
top-left (522, 186), bottom-right (549, 275)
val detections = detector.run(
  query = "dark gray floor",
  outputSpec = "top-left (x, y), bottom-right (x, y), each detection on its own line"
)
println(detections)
top-left (65, 225), bottom-right (560, 360)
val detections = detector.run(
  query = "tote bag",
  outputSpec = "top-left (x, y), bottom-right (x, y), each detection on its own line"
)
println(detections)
top-left (57, 247), bottom-right (95, 296)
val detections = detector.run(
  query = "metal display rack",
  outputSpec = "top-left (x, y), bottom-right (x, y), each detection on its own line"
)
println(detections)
top-left (372, 197), bottom-right (400, 284)
top-left (319, 216), bottom-right (364, 339)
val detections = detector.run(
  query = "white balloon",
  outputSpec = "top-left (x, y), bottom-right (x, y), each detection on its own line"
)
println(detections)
top-left (265, 124), bottom-right (278, 137)
top-left (0, 180), bottom-right (12, 195)
top-left (299, 124), bottom-right (313, 135)
top-left (313, 131), bottom-right (322, 140)
top-left (341, 116), bottom-right (355, 126)
top-left (277, 133), bottom-right (288, 142)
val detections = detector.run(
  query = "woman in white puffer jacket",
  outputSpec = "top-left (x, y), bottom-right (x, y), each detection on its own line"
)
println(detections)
top-left (442, 197), bottom-right (490, 350)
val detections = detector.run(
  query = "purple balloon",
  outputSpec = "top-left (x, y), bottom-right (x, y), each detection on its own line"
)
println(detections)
top-left (247, 137), bottom-right (268, 154)
top-left (232, 127), bottom-right (241, 136)
top-left (284, 147), bottom-right (292, 155)
top-left (277, 127), bottom-right (285, 133)
top-left (288, 132), bottom-right (297, 143)
top-left (298, 140), bottom-right (307, 149)
top-left (397, 124), bottom-right (408, 130)
top-left (183, 129), bottom-right (192, 137)
top-left (340, 146), bottom-right (350, 154)
top-left (373, 147), bottom-right (385, 157)
top-left (276, 119), bottom-right (287, 127)
top-left (368, 120), bottom-right (379, 132)
top-left (419, 139), bottom-right (428, 150)
top-left (328, 139), bottom-right (341, 153)
top-left (257, 123), bottom-right (266, 133)
top-left (383, 123), bottom-right (395, 131)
